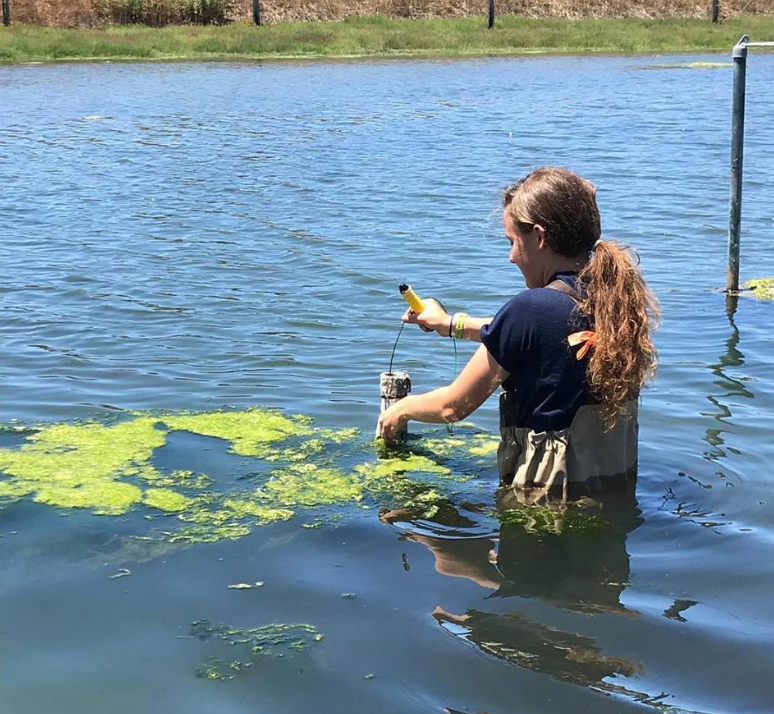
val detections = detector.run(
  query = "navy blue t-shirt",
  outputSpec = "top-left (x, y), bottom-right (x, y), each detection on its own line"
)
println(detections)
top-left (480, 272), bottom-right (592, 432)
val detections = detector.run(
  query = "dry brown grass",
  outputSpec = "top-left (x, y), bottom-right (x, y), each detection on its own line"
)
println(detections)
top-left (10, 0), bottom-right (774, 28)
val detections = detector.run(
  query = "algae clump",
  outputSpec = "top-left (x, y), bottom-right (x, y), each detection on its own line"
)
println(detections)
top-left (191, 619), bottom-right (323, 681)
top-left (0, 407), bottom-right (501, 542)
top-left (256, 464), bottom-right (363, 508)
top-left (499, 504), bottom-right (609, 536)
top-left (162, 408), bottom-right (313, 457)
top-left (0, 417), bottom-right (166, 515)
top-left (745, 277), bottom-right (774, 301)
top-left (144, 488), bottom-right (192, 513)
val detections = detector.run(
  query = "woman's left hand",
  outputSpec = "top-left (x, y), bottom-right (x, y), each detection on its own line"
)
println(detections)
top-left (378, 402), bottom-right (409, 444)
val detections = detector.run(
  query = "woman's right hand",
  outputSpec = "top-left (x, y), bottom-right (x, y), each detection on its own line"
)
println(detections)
top-left (403, 298), bottom-right (451, 336)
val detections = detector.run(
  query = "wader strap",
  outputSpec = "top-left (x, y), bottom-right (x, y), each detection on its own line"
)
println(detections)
top-left (546, 278), bottom-right (582, 302)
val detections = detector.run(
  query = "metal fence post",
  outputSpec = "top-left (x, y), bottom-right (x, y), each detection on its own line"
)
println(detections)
top-left (727, 35), bottom-right (748, 294)
top-left (488, 0), bottom-right (495, 29)
top-left (2, 0), bottom-right (10, 27)
top-left (712, 0), bottom-right (719, 23)
top-left (253, 0), bottom-right (261, 26)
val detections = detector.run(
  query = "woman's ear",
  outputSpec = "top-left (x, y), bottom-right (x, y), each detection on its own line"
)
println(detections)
top-left (534, 224), bottom-right (548, 249)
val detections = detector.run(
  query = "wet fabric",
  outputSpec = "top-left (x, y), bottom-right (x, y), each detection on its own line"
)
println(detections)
top-left (480, 271), bottom-right (592, 432)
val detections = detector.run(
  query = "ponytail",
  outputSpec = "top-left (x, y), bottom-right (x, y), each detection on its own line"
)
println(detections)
top-left (578, 241), bottom-right (659, 427)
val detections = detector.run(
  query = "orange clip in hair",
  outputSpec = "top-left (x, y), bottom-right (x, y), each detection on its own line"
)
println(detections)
top-left (568, 330), bottom-right (597, 360)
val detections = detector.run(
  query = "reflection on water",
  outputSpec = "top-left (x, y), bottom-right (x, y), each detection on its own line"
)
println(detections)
top-left (703, 296), bottom-right (751, 463)
top-left (386, 484), bottom-right (646, 699)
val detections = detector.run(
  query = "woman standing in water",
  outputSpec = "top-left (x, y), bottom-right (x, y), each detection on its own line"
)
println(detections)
top-left (378, 167), bottom-right (658, 497)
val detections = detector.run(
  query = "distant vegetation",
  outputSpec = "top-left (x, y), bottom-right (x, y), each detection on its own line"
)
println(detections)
top-left (98, 0), bottom-right (234, 27)
top-left (2, 16), bottom-right (773, 63)
top-left (7, 0), bottom-right (774, 28)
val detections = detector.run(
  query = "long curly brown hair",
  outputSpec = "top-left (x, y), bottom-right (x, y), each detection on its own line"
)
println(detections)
top-left (504, 167), bottom-right (659, 426)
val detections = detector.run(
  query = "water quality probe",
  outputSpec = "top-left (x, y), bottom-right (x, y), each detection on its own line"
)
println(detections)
top-left (399, 283), bottom-right (426, 315)
top-left (378, 284), bottom-right (458, 441)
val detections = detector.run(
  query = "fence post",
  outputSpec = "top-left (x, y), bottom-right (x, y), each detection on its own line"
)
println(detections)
top-left (726, 35), bottom-right (748, 294)
top-left (488, 0), bottom-right (495, 29)
top-left (2, 0), bottom-right (10, 27)
top-left (712, 0), bottom-right (719, 23)
top-left (253, 0), bottom-right (261, 26)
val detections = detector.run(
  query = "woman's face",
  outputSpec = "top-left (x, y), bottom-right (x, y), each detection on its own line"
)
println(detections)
top-left (503, 210), bottom-right (542, 288)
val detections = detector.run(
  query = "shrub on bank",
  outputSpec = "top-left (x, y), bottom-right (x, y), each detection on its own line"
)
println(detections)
top-left (96, 0), bottom-right (235, 26)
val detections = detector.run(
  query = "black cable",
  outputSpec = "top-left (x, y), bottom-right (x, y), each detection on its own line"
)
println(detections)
top-left (388, 322), bottom-right (405, 375)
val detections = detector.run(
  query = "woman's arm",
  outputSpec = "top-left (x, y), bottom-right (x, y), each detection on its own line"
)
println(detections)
top-left (403, 301), bottom-right (492, 342)
top-left (377, 344), bottom-right (509, 442)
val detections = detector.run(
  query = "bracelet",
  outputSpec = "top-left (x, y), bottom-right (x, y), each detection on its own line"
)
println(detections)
top-left (454, 313), bottom-right (469, 341)
top-left (448, 314), bottom-right (455, 338)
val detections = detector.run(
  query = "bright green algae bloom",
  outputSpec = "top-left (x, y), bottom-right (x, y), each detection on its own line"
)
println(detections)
top-left (745, 277), bottom-right (774, 301)
top-left (0, 407), bottom-right (494, 541)
top-left (161, 408), bottom-right (314, 457)
top-left (0, 417), bottom-right (165, 515)
top-left (143, 488), bottom-right (192, 513)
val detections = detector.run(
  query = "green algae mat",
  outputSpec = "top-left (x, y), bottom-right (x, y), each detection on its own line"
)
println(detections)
top-left (0, 407), bottom-right (503, 545)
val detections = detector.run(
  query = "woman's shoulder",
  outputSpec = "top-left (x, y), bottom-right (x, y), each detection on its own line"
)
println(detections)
top-left (499, 285), bottom-right (579, 316)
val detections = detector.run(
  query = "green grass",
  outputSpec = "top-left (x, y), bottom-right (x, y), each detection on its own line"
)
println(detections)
top-left (1, 16), bottom-right (773, 63)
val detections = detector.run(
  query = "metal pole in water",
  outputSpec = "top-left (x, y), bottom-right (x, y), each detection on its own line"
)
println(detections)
top-left (727, 35), bottom-right (748, 294)
top-left (253, 0), bottom-right (261, 26)
top-left (2, 0), bottom-right (10, 27)
top-left (488, 0), bottom-right (495, 29)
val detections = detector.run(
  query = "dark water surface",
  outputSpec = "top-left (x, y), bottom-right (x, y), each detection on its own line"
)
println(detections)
top-left (1, 55), bottom-right (773, 714)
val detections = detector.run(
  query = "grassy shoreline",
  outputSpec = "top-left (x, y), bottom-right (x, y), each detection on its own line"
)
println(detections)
top-left (2, 16), bottom-right (773, 64)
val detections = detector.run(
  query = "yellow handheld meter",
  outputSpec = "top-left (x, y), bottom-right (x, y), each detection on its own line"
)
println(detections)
top-left (399, 283), bottom-right (426, 314)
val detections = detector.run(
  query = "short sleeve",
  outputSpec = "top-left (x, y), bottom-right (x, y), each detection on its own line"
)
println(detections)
top-left (480, 293), bottom-right (535, 375)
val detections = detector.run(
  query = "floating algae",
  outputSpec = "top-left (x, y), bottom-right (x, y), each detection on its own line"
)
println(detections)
top-left (0, 407), bottom-right (498, 543)
top-left (0, 418), bottom-right (165, 515)
top-left (143, 488), bottom-right (192, 513)
top-left (161, 408), bottom-right (315, 458)
top-left (256, 464), bottom-right (363, 508)
top-left (498, 503), bottom-right (609, 536)
top-left (171, 493), bottom-right (294, 544)
top-left (357, 453), bottom-right (468, 520)
top-left (468, 435), bottom-right (500, 457)
top-left (744, 277), bottom-right (774, 301)
top-left (191, 619), bottom-right (323, 681)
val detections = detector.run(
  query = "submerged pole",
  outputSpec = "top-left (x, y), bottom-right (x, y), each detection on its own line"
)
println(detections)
top-left (727, 36), bottom-right (748, 294)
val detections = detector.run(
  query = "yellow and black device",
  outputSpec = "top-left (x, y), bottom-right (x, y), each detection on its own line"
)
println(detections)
top-left (398, 283), bottom-right (426, 314)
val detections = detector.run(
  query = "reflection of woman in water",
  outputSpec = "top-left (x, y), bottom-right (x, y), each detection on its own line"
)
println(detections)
top-left (391, 483), bottom-right (645, 692)
top-left (378, 167), bottom-right (658, 499)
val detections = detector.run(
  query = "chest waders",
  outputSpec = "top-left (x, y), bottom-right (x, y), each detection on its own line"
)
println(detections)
top-left (497, 280), bottom-right (639, 502)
